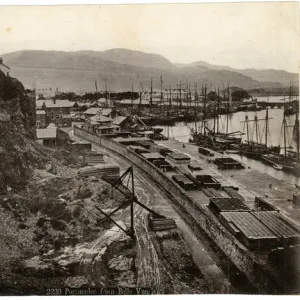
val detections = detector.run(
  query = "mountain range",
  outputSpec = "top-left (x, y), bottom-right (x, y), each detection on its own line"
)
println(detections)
top-left (1, 48), bottom-right (298, 93)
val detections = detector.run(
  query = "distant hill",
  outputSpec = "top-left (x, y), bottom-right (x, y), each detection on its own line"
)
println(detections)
top-left (75, 48), bottom-right (174, 70)
top-left (1, 49), bottom-right (297, 93)
top-left (236, 69), bottom-right (298, 88)
top-left (176, 61), bottom-right (233, 71)
top-left (177, 61), bottom-right (298, 87)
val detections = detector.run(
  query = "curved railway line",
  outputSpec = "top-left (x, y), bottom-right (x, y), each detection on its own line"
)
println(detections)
top-left (70, 130), bottom-right (256, 293)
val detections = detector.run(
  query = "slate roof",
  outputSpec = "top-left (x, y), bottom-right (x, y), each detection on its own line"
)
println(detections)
top-left (113, 116), bottom-right (127, 125)
top-left (101, 108), bottom-right (113, 116)
top-left (89, 115), bottom-right (112, 123)
top-left (83, 108), bottom-right (102, 115)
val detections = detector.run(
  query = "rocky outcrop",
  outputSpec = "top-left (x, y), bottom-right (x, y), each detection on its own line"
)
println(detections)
top-left (0, 70), bottom-right (38, 192)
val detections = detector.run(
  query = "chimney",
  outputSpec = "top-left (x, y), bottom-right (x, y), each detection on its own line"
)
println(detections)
top-left (0, 58), bottom-right (3, 64)
top-left (53, 98), bottom-right (56, 104)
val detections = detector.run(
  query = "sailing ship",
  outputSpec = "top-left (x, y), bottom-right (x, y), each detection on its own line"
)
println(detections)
top-left (140, 76), bottom-right (176, 126)
top-left (284, 86), bottom-right (298, 116)
top-left (190, 85), bottom-right (242, 151)
top-left (261, 108), bottom-right (300, 175)
top-left (231, 109), bottom-right (280, 159)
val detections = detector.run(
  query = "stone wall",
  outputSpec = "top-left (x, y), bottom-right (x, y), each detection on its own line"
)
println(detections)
top-left (74, 126), bottom-right (284, 293)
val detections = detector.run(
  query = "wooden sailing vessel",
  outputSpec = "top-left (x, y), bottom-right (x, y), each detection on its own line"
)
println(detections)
top-left (284, 85), bottom-right (298, 116)
top-left (191, 85), bottom-right (242, 151)
top-left (231, 109), bottom-right (280, 159)
top-left (140, 76), bottom-right (176, 126)
top-left (262, 108), bottom-right (300, 174)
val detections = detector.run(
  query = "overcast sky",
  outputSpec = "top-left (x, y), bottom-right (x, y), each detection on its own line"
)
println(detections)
top-left (0, 3), bottom-right (299, 72)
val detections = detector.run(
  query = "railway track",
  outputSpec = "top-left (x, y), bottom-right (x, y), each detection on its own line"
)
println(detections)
top-left (72, 132), bottom-right (250, 293)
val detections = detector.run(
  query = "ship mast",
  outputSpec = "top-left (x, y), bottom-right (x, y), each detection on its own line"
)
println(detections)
top-left (131, 83), bottom-right (134, 109)
top-left (213, 87), bottom-right (216, 135)
top-left (265, 108), bottom-right (269, 149)
top-left (222, 83), bottom-right (226, 132)
top-left (283, 114), bottom-right (287, 157)
top-left (203, 85), bottom-right (207, 136)
top-left (139, 82), bottom-right (143, 113)
top-left (105, 79), bottom-right (108, 107)
top-left (179, 80), bottom-right (182, 108)
top-left (176, 84), bottom-right (179, 108)
top-left (294, 94), bottom-right (300, 163)
top-left (194, 82), bottom-right (198, 134)
top-left (295, 111), bottom-right (300, 163)
top-left (217, 87), bottom-right (220, 134)
top-left (254, 114), bottom-right (259, 145)
top-left (150, 78), bottom-right (153, 114)
top-left (169, 86), bottom-right (172, 110)
top-left (189, 83), bottom-right (191, 114)
top-left (186, 82), bottom-right (189, 114)
top-left (226, 84), bottom-right (230, 134)
top-left (95, 80), bottom-right (98, 93)
top-left (160, 75), bottom-right (163, 114)
top-left (245, 115), bottom-right (250, 143)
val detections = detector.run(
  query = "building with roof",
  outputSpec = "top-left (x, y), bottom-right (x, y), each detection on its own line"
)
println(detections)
top-left (36, 99), bottom-right (75, 127)
top-left (36, 110), bottom-right (46, 128)
top-left (83, 107), bottom-right (102, 118)
top-left (0, 58), bottom-right (10, 76)
top-left (36, 127), bottom-right (57, 147)
top-left (84, 113), bottom-right (120, 136)
top-left (112, 116), bottom-right (130, 128)
top-left (83, 107), bottom-right (116, 119)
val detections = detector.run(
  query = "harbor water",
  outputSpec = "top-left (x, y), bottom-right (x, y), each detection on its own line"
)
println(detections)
top-left (158, 108), bottom-right (300, 184)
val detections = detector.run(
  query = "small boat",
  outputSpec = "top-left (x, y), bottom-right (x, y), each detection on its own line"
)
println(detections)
top-left (273, 163), bottom-right (283, 170)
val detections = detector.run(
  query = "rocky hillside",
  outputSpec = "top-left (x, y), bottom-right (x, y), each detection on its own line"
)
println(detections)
top-left (0, 70), bottom-right (39, 192)
top-left (0, 73), bottom-right (136, 293)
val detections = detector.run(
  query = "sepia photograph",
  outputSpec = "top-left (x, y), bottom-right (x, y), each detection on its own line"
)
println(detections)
top-left (0, 2), bottom-right (299, 296)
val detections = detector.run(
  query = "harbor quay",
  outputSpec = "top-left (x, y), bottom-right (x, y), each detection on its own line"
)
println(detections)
top-left (72, 124), bottom-right (300, 293)
top-left (159, 138), bottom-right (300, 223)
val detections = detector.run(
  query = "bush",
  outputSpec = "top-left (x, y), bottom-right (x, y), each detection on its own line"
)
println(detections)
top-left (50, 218), bottom-right (67, 231)
top-left (76, 187), bottom-right (92, 199)
top-left (72, 205), bottom-right (81, 218)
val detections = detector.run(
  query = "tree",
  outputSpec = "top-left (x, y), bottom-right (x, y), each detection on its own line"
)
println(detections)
top-left (231, 90), bottom-right (250, 102)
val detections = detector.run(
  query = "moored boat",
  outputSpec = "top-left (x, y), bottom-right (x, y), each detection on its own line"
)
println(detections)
top-left (273, 163), bottom-right (283, 170)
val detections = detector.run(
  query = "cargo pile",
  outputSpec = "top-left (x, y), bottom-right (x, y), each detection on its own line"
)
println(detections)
top-left (198, 147), bottom-right (214, 156)
top-left (172, 174), bottom-right (195, 191)
top-left (83, 151), bottom-right (105, 166)
top-left (78, 163), bottom-right (120, 181)
top-left (167, 152), bottom-right (191, 165)
top-left (214, 157), bottom-right (244, 170)
top-left (128, 145), bottom-right (150, 155)
top-left (188, 161), bottom-right (202, 171)
top-left (148, 213), bottom-right (177, 231)
top-left (195, 174), bottom-right (221, 189)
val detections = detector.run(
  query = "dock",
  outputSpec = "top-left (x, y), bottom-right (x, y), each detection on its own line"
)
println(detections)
top-left (72, 125), bottom-right (300, 293)
top-left (158, 139), bottom-right (300, 224)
